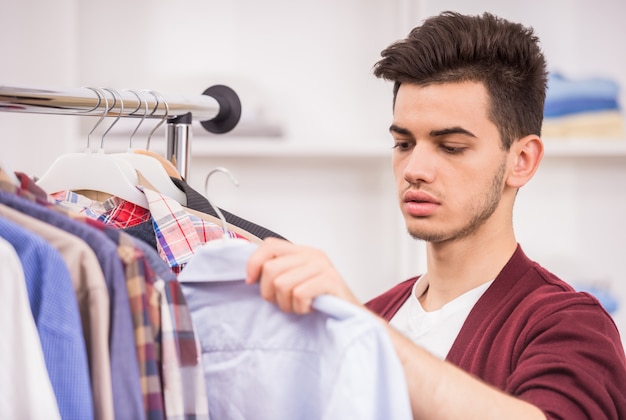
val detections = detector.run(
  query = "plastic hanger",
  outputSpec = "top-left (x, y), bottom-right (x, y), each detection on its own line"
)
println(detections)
top-left (178, 166), bottom-right (256, 282)
top-left (110, 89), bottom-right (187, 205)
top-left (36, 87), bottom-right (149, 208)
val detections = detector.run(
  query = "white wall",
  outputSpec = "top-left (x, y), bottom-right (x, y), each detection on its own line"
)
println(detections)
top-left (0, 0), bottom-right (79, 176)
top-left (1, 0), bottom-right (626, 339)
top-left (412, 0), bottom-right (626, 106)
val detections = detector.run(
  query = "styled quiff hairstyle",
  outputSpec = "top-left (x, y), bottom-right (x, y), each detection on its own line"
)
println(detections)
top-left (373, 11), bottom-right (548, 150)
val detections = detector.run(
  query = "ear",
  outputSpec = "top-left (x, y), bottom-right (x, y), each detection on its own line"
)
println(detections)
top-left (506, 135), bottom-right (544, 188)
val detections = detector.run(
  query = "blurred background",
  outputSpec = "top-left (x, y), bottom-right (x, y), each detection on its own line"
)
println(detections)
top-left (1, 0), bottom-right (625, 343)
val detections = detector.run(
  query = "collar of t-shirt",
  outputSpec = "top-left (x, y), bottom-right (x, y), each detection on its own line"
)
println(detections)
top-left (390, 275), bottom-right (494, 360)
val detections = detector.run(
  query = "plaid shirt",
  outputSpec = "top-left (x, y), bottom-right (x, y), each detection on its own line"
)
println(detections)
top-left (117, 228), bottom-right (209, 420)
top-left (140, 187), bottom-right (244, 273)
top-left (87, 219), bottom-right (209, 420)
top-left (112, 229), bottom-right (165, 419)
top-left (156, 278), bottom-right (209, 419)
top-left (52, 187), bottom-right (245, 274)
top-left (51, 190), bottom-right (151, 229)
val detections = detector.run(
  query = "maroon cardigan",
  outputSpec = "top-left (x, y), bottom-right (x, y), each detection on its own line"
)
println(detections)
top-left (366, 245), bottom-right (626, 419)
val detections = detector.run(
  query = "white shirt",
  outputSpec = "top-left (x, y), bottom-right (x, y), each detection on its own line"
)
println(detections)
top-left (0, 236), bottom-right (61, 420)
top-left (179, 239), bottom-right (412, 420)
top-left (390, 275), bottom-right (493, 360)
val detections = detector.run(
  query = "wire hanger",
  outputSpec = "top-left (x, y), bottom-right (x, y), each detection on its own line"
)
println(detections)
top-left (146, 90), bottom-right (168, 152)
top-left (204, 166), bottom-right (241, 239)
top-left (132, 90), bottom-right (183, 180)
top-left (111, 89), bottom-right (187, 204)
top-left (198, 166), bottom-right (252, 247)
top-left (178, 166), bottom-right (256, 282)
top-left (36, 87), bottom-right (149, 208)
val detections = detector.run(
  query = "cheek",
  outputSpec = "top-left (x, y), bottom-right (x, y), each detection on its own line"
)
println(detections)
top-left (391, 157), bottom-right (404, 182)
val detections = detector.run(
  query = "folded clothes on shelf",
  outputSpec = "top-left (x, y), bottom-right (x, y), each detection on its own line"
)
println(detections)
top-left (543, 73), bottom-right (624, 138)
top-left (542, 110), bottom-right (624, 138)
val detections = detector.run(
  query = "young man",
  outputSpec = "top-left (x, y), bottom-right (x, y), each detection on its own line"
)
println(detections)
top-left (246, 11), bottom-right (626, 419)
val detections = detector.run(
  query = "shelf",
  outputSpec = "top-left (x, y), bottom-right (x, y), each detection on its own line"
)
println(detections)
top-left (99, 135), bottom-right (626, 160)
top-left (190, 137), bottom-right (391, 159)
top-left (193, 138), bottom-right (626, 160)
top-left (543, 138), bottom-right (626, 157)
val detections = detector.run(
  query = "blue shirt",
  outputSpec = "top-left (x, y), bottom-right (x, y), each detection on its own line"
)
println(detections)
top-left (0, 217), bottom-right (93, 420)
top-left (179, 239), bottom-right (411, 420)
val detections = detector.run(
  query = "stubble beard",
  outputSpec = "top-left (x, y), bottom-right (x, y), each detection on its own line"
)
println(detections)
top-left (407, 158), bottom-right (507, 244)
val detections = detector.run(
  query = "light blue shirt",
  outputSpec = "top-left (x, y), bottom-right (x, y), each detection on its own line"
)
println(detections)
top-left (179, 239), bottom-right (411, 420)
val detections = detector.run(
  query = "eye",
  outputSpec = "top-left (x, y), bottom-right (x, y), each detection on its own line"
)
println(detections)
top-left (392, 140), bottom-right (413, 152)
top-left (440, 144), bottom-right (466, 154)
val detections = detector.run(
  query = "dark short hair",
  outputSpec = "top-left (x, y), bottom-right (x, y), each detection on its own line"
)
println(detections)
top-left (373, 11), bottom-right (548, 150)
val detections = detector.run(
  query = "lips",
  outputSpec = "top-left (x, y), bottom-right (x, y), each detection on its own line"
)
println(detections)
top-left (403, 190), bottom-right (440, 217)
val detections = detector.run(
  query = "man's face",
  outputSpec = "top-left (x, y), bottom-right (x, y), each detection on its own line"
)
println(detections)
top-left (390, 81), bottom-right (509, 244)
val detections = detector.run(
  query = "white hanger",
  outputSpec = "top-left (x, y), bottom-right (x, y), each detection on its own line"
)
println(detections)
top-left (36, 87), bottom-right (149, 208)
top-left (110, 90), bottom-right (187, 205)
top-left (178, 167), bottom-right (253, 282)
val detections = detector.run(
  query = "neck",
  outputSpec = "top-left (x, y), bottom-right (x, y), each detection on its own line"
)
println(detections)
top-left (419, 229), bottom-right (517, 311)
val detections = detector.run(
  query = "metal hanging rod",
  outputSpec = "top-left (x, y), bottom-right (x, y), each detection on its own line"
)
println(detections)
top-left (0, 84), bottom-right (241, 134)
top-left (0, 83), bottom-right (242, 179)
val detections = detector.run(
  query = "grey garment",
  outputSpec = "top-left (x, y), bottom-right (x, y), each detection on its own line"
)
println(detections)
top-left (171, 177), bottom-right (287, 241)
top-left (122, 217), bottom-right (158, 251)
top-left (106, 227), bottom-right (176, 283)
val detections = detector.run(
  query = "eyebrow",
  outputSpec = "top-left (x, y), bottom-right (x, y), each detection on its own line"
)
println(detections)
top-left (389, 124), bottom-right (477, 139)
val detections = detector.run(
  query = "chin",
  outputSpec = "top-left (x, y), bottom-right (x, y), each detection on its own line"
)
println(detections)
top-left (406, 223), bottom-right (452, 243)
top-left (407, 228), bottom-right (435, 242)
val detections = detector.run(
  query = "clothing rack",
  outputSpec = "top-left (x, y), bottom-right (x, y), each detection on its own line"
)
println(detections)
top-left (0, 84), bottom-right (241, 179)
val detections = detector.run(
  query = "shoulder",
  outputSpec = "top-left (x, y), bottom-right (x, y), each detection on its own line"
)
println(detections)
top-left (455, 250), bottom-right (626, 418)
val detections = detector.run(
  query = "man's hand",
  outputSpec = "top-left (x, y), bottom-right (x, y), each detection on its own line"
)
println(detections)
top-left (245, 237), bottom-right (360, 314)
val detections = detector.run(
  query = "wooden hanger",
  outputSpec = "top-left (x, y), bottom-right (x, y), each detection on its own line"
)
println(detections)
top-left (110, 89), bottom-right (186, 204)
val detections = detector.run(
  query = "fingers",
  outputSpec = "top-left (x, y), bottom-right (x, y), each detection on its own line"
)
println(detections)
top-left (261, 254), bottom-right (324, 314)
top-left (244, 237), bottom-right (352, 314)
top-left (245, 237), bottom-right (291, 285)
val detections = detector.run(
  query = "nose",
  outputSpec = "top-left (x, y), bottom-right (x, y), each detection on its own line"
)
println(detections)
top-left (402, 144), bottom-right (436, 184)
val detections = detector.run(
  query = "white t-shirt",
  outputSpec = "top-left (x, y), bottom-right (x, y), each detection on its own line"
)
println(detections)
top-left (389, 275), bottom-right (493, 360)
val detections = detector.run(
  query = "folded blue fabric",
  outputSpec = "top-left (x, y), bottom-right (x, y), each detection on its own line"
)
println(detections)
top-left (546, 73), bottom-right (620, 102)
top-left (544, 97), bottom-right (620, 118)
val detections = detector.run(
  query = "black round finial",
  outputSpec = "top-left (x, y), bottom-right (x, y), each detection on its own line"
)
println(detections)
top-left (200, 85), bottom-right (241, 134)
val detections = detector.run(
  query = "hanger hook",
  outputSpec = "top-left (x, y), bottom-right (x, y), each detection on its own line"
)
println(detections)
top-left (144, 90), bottom-right (169, 150)
top-left (125, 89), bottom-right (148, 150)
top-left (83, 87), bottom-right (109, 151)
top-left (100, 88), bottom-right (124, 150)
top-left (204, 166), bottom-right (240, 235)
